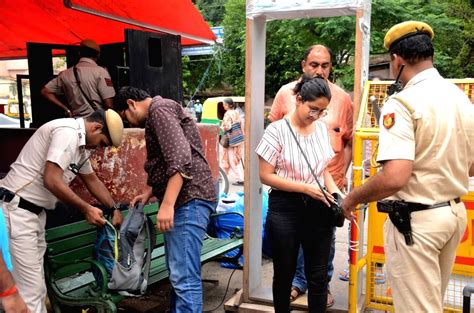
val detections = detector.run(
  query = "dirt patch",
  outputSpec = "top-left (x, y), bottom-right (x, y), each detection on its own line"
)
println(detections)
top-left (117, 280), bottom-right (172, 313)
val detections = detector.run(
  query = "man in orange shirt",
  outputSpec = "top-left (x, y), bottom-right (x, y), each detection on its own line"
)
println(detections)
top-left (269, 44), bottom-right (353, 307)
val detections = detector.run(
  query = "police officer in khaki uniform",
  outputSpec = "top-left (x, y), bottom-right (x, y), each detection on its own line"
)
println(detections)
top-left (41, 39), bottom-right (115, 117)
top-left (0, 109), bottom-right (124, 313)
top-left (342, 21), bottom-right (474, 312)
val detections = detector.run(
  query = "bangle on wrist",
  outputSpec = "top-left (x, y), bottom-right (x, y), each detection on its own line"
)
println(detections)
top-left (0, 285), bottom-right (17, 298)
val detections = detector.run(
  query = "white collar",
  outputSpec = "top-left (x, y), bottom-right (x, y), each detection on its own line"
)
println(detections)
top-left (78, 57), bottom-right (98, 66)
top-left (404, 68), bottom-right (440, 89)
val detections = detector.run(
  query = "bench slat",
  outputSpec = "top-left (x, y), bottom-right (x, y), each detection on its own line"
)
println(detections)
top-left (46, 220), bottom-right (95, 241)
top-left (54, 262), bottom-right (92, 280)
top-left (45, 202), bottom-right (243, 313)
top-left (48, 232), bottom-right (96, 255)
top-left (46, 203), bottom-right (158, 241)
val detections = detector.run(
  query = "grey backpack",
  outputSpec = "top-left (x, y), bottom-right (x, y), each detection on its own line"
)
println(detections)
top-left (108, 203), bottom-right (156, 295)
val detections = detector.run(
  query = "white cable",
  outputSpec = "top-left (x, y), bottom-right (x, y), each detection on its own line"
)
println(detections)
top-left (349, 218), bottom-right (360, 252)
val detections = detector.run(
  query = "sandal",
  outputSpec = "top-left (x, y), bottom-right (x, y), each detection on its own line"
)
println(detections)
top-left (338, 268), bottom-right (349, 281)
top-left (327, 289), bottom-right (334, 308)
top-left (375, 272), bottom-right (386, 284)
top-left (290, 286), bottom-right (303, 302)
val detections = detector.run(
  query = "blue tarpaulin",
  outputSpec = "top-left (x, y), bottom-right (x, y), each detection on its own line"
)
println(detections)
top-left (209, 191), bottom-right (269, 268)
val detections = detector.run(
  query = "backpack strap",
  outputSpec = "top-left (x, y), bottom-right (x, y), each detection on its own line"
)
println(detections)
top-left (104, 220), bottom-right (119, 261)
top-left (141, 215), bottom-right (156, 288)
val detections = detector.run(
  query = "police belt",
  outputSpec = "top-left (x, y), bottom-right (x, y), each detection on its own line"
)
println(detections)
top-left (377, 197), bottom-right (461, 246)
top-left (0, 187), bottom-right (45, 215)
top-left (405, 197), bottom-right (461, 212)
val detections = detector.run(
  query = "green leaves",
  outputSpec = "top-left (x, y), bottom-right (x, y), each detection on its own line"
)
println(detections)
top-left (185, 0), bottom-right (474, 99)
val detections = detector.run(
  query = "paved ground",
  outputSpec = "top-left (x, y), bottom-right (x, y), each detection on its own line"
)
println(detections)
top-left (117, 176), bottom-right (360, 312)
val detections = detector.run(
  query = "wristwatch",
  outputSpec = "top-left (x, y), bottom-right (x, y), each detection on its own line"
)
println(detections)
top-left (111, 203), bottom-right (120, 212)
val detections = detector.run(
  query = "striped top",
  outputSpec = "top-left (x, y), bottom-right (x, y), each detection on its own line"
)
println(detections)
top-left (256, 118), bottom-right (335, 186)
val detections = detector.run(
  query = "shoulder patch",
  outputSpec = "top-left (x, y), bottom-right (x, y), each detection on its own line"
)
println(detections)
top-left (104, 78), bottom-right (113, 87)
top-left (383, 113), bottom-right (395, 129)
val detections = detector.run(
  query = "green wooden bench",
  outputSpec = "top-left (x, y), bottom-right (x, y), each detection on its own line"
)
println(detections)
top-left (44, 203), bottom-right (243, 313)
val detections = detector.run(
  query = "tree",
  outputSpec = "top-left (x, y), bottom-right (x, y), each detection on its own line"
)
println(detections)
top-left (221, 3), bottom-right (357, 96)
top-left (195, 0), bottom-right (227, 26)
top-left (370, 0), bottom-right (472, 79)
top-left (221, 0), bottom-right (246, 95)
top-left (181, 47), bottom-right (227, 98)
top-left (217, 0), bottom-right (473, 98)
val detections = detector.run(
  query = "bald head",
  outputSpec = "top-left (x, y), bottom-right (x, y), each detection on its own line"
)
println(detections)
top-left (301, 45), bottom-right (332, 80)
top-left (303, 45), bottom-right (332, 62)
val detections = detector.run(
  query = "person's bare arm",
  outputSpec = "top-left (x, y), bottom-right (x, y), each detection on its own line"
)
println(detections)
top-left (259, 157), bottom-right (333, 207)
top-left (43, 161), bottom-right (105, 226)
top-left (41, 87), bottom-right (72, 117)
top-left (268, 90), bottom-right (285, 122)
top-left (0, 252), bottom-right (30, 313)
top-left (342, 159), bottom-right (413, 218)
top-left (470, 163), bottom-right (474, 176)
top-left (323, 169), bottom-right (342, 195)
top-left (103, 98), bottom-right (114, 110)
top-left (80, 172), bottom-right (123, 226)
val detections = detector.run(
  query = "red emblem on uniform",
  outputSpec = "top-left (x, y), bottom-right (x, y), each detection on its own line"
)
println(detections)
top-left (105, 78), bottom-right (113, 87)
top-left (383, 113), bottom-right (395, 129)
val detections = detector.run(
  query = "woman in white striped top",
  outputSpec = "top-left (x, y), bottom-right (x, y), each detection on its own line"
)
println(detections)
top-left (256, 76), bottom-right (343, 313)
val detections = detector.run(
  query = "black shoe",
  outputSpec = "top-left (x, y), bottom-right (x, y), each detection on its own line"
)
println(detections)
top-left (232, 181), bottom-right (244, 186)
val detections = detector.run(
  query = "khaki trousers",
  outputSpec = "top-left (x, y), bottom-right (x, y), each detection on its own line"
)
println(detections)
top-left (1, 197), bottom-right (47, 313)
top-left (384, 200), bottom-right (467, 313)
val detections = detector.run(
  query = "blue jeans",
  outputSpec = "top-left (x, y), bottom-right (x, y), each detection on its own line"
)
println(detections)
top-left (164, 199), bottom-right (216, 313)
top-left (292, 227), bottom-right (336, 293)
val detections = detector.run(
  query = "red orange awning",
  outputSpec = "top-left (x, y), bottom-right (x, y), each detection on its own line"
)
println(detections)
top-left (0, 0), bottom-right (215, 60)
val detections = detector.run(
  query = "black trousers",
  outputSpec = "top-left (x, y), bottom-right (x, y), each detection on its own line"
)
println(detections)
top-left (265, 190), bottom-right (333, 313)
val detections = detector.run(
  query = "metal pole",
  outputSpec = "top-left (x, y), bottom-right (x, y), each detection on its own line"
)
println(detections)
top-left (16, 74), bottom-right (29, 128)
top-left (63, 0), bottom-right (215, 45)
top-left (463, 283), bottom-right (474, 313)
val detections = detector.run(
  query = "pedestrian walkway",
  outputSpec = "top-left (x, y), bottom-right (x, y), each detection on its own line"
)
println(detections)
top-left (200, 222), bottom-right (353, 312)
top-left (118, 181), bottom-right (362, 312)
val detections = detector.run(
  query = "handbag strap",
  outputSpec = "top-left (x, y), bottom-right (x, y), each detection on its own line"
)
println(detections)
top-left (284, 118), bottom-right (332, 204)
top-left (73, 66), bottom-right (99, 111)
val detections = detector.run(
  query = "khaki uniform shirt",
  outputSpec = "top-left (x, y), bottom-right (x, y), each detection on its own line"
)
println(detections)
top-left (377, 68), bottom-right (474, 204)
top-left (45, 58), bottom-right (115, 117)
top-left (0, 118), bottom-right (93, 209)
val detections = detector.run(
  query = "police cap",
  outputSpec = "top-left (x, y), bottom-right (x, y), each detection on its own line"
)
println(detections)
top-left (104, 109), bottom-right (123, 147)
top-left (80, 39), bottom-right (101, 53)
top-left (384, 21), bottom-right (434, 50)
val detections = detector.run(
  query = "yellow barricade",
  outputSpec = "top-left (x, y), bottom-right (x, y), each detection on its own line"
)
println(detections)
top-left (349, 79), bottom-right (474, 313)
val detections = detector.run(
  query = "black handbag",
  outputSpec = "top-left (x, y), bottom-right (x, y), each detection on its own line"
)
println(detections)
top-left (284, 119), bottom-right (345, 227)
top-left (219, 133), bottom-right (229, 148)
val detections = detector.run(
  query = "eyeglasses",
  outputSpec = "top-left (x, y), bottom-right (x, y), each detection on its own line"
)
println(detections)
top-left (308, 107), bottom-right (328, 118)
